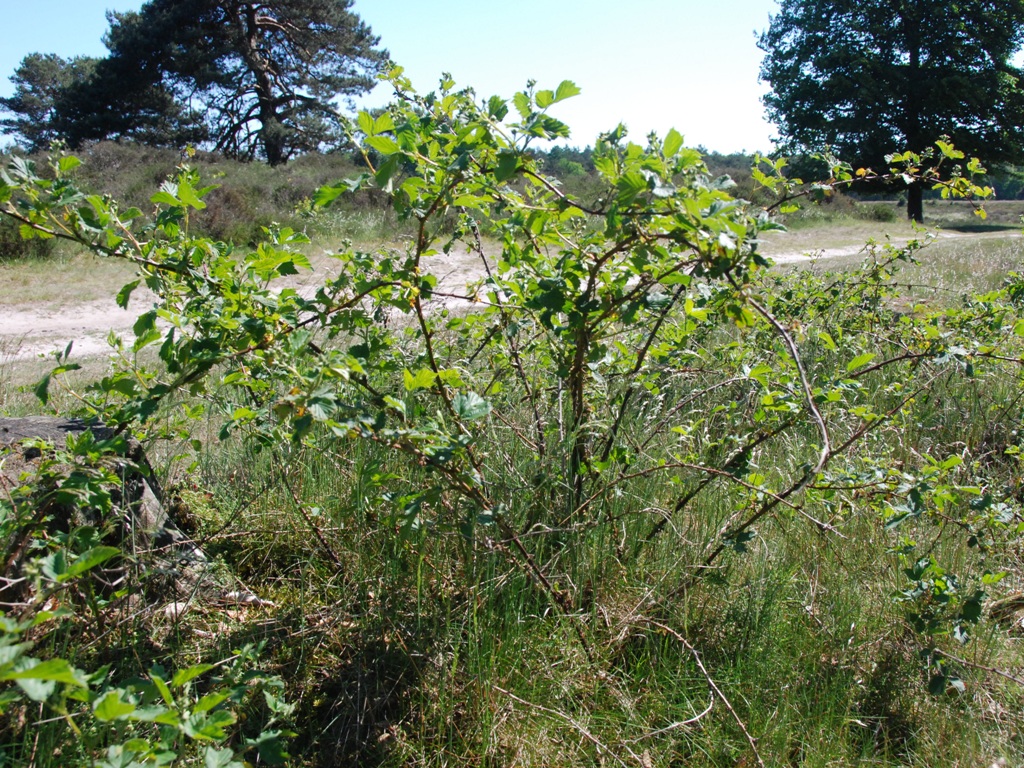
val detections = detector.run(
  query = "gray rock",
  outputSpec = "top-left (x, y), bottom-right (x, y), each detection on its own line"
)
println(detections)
top-left (0, 416), bottom-right (252, 606)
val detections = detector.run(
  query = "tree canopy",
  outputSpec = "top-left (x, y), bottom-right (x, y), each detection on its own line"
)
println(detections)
top-left (22, 0), bottom-right (388, 165)
top-left (0, 54), bottom-right (97, 153)
top-left (759, 0), bottom-right (1024, 221)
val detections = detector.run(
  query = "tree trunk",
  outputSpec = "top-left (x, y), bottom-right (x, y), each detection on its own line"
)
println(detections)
top-left (902, 8), bottom-right (925, 224)
top-left (0, 417), bottom-right (263, 608)
top-left (907, 180), bottom-right (924, 223)
top-left (238, 2), bottom-right (288, 166)
top-left (261, 116), bottom-right (288, 167)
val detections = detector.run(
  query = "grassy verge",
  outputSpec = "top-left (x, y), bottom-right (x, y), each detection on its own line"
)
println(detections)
top-left (2, 151), bottom-right (1023, 767)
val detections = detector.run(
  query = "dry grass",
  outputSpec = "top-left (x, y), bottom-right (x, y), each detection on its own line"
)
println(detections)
top-left (0, 249), bottom-right (138, 308)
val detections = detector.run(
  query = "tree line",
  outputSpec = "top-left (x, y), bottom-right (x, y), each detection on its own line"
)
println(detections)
top-left (0, 0), bottom-right (386, 165)
top-left (4, 0), bottom-right (1024, 220)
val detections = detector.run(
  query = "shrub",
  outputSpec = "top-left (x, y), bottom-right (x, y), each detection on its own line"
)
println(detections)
top-left (857, 200), bottom-right (898, 222)
top-left (0, 214), bottom-right (54, 259)
top-left (1, 74), bottom-right (1018, 766)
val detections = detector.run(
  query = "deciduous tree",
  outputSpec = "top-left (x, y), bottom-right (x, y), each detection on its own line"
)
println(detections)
top-left (759, 0), bottom-right (1024, 221)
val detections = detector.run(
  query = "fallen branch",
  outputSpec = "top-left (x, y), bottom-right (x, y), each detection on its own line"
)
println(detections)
top-left (494, 685), bottom-right (640, 768)
top-left (932, 648), bottom-right (1024, 688)
top-left (625, 698), bottom-right (714, 744)
top-left (643, 620), bottom-right (766, 768)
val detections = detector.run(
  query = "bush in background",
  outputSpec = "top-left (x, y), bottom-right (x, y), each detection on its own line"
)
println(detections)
top-left (4, 142), bottom-right (398, 245)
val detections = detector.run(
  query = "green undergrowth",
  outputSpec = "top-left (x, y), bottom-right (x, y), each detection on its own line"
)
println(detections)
top-left (154, 277), bottom-right (1024, 766)
top-left (2, 74), bottom-right (1023, 767)
top-left (0, 142), bottom-right (410, 249)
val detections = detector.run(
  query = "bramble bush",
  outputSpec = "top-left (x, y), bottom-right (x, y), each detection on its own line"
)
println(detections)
top-left (2, 69), bottom-right (1022, 764)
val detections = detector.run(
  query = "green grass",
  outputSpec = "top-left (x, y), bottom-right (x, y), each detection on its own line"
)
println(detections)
top-left (3, 161), bottom-right (1024, 767)
top-left (121, 261), bottom-right (1021, 767)
top-left (144, 407), bottom-right (1019, 767)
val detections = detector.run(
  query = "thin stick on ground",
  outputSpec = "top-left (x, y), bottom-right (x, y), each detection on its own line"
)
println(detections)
top-left (279, 464), bottom-right (343, 569)
top-left (625, 698), bottom-right (714, 744)
top-left (494, 685), bottom-right (641, 768)
top-left (932, 648), bottom-right (1024, 688)
top-left (643, 619), bottom-right (767, 768)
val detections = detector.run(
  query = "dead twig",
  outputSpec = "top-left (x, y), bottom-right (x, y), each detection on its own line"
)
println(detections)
top-left (624, 697), bottom-right (714, 743)
top-left (279, 465), bottom-right (343, 569)
top-left (494, 685), bottom-right (640, 768)
top-left (643, 620), bottom-right (767, 768)
top-left (932, 648), bottom-right (1024, 688)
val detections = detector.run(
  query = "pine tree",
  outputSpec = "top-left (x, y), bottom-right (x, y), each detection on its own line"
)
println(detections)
top-left (58, 0), bottom-right (387, 164)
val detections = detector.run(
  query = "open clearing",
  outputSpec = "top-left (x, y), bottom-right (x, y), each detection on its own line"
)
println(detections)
top-left (2, 220), bottom-right (1021, 365)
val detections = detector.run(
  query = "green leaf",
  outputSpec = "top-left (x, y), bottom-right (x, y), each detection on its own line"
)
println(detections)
top-left (151, 674), bottom-right (173, 707)
top-left (57, 156), bottom-right (82, 174)
top-left (313, 184), bottom-right (345, 207)
top-left (150, 190), bottom-right (181, 207)
top-left (116, 281), bottom-right (140, 310)
top-left (513, 91), bottom-right (532, 119)
top-left (357, 111), bottom-right (375, 137)
top-left (204, 746), bottom-right (244, 768)
top-left (186, 709), bottom-right (237, 740)
top-left (375, 155), bottom-right (401, 191)
top-left (663, 128), bottom-right (684, 158)
top-left (171, 663), bottom-right (214, 688)
top-left (245, 730), bottom-right (292, 765)
top-left (133, 310), bottom-right (157, 338)
top-left (121, 738), bottom-right (153, 753)
top-left (2, 658), bottom-right (85, 687)
top-left (134, 326), bottom-right (163, 353)
top-left (616, 171), bottom-right (648, 204)
top-left (15, 675), bottom-right (56, 702)
top-left (553, 80), bottom-right (581, 104)
top-left (33, 373), bottom-right (51, 405)
top-left (403, 369), bottom-right (436, 392)
top-left (487, 95), bottom-right (508, 120)
top-left (960, 595), bottom-right (983, 623)
top-left (365, 136), bottom-right (401, 155)
top-left (176, 181), bottom-right (206, 210)
top-left (535, 89), bottom-right (555, 108)
top-left (453, 392), bottom-right (491, 421)
top-left (194, 691), bottom-right (230, 714)
top-left (132, 706), bottom-right (177, 724)
top-left (846, 353), bottom-right (876, 373)
top-left (40, 551), bottom-right (68, 581)
top-left (372, 113), bottom-right (395, 134)
top-left (94, 690), bottom-right (137, 721)
top-left (59, 546), bottom-right (121, 582)
top-left (495, 151), bottom-right (518, 182)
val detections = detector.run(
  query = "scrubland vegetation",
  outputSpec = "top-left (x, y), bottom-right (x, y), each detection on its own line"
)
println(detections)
top-left (1, 76), bottom-right (1023, 768)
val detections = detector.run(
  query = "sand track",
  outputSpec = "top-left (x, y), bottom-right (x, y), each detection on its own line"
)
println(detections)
top-left (1, 230), bottom-right (1018, 364)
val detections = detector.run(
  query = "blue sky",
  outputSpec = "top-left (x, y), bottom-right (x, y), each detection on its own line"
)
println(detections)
top-left (0, 0), bottom-right (780, 153)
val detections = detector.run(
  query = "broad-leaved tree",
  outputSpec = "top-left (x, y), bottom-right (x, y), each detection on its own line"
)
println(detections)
top-left (759, 0), bottom-right (1024, 221)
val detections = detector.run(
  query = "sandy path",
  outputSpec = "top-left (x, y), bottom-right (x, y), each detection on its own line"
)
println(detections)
top-left (769, 228), bottom-right (1021, 264)
top-left (1, 299), bottom-right (146, 362)
top-left (1, 229), bottom-right (1018, 364)
top-left (0, 247), bottom-right (489, 363)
